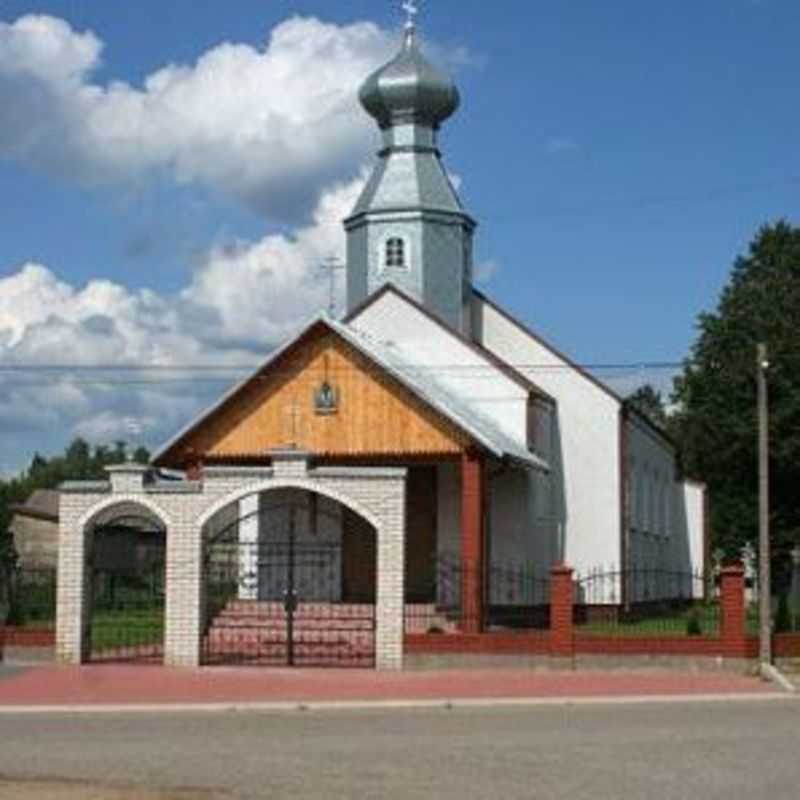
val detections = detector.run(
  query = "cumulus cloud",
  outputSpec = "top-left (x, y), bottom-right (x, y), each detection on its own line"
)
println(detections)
top-left (0, 12), bottom-right (481, 467)
top-left (0, 14), bottom-right (389, 221)
top-left (0, 176), bottom-right (362, 456)
top-left (184, 172), bottom-right (364, 345)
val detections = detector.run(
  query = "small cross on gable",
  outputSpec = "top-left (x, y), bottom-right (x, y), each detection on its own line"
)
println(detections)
top-left (284, 397), bottom-right (304, 449)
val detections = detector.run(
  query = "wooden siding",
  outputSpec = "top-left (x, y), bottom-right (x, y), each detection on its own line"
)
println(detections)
top-left (164, 330), bottom-right (469, 465)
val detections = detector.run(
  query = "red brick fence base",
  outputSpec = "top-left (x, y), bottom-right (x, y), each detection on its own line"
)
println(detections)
top-left (406, 564), bottom-right (800, 666)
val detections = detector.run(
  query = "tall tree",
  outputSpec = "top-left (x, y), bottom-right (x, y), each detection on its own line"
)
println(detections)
top-left (627, 384), bottom-right (668, 429)
top-left (672, 220), bottom-right (800, 557)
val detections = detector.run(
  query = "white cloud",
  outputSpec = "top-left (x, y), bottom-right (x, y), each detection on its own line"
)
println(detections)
top-left (0, 176), bottom-right (363, 459)
top-left (544, 136), bottom-right (581, 156)
top-left (474, 259), bottom-right (499, 283)
top-left (0, 14), bottom-right (390, 221)
top-left (0, 12), bottom-right (482, 467)
top-left (184, 172), bottom-right (364, 344)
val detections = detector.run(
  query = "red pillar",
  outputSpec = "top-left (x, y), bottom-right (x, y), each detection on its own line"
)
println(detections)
top-left (720, 564), bottom-right (747, 658)
top-left (460, 451), bottom-right (485, 633)
top-left (550, 565), bottom-right (575, 658)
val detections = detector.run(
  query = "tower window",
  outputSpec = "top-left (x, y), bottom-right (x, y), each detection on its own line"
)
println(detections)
top-left (384, 237), bottom-right (407, 269)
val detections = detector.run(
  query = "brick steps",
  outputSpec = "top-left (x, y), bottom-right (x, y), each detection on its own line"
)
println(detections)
top-left (203, 600), bottom-right (456, 665)
top-left (205, 600), bottom-right (377, 664)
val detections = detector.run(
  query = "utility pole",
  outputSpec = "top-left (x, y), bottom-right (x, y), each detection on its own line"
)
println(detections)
top-left (757, 342), bottom-right (771, 666)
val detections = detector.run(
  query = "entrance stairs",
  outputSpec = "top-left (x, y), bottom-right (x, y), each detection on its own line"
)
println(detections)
top-left (204, 600), bottom-right (457, 664)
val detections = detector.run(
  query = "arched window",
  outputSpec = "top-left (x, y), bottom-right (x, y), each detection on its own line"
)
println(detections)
top-left (384, 237), bottom-right (407, 269)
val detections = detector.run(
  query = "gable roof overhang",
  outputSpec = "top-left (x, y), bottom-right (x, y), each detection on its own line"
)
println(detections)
top-left (153, 312), bottom-right (549, 472)
top-left (344, 283), bottom-right (555, 407)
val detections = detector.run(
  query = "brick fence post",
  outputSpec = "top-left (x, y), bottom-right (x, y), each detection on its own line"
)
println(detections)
top-left (720, 564), bottom-right (747, 659)
top-left (460, 452), bottom-right (485, 633)
top-left (550, 565), bottom-right (574, 658)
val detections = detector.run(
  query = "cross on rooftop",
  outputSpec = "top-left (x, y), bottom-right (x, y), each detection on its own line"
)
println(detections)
top-left (402, 0), bottom-right (419, 31)
top-left (285, 397), bottom-right (303, 449)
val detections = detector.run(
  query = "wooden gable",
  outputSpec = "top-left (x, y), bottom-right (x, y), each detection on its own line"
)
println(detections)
top-left (157, 326), bottom-right (470, 467)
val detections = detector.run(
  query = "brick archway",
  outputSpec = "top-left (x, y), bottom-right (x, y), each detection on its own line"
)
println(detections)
top-left (57, 452), bottom-right (407, 670)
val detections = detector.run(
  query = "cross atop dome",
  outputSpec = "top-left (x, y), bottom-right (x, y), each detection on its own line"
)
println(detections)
top-left (402, 0), bottom-right (419, 39)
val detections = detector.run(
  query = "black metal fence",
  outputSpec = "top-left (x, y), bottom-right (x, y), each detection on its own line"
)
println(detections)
top-left (89, 537), bottom-right (166, 663)
top-left (573, 567), bottom-right (720, 638)
top-left (0, 567), bottom-right (57, 629)
top-left (404, 558), bottom-right (550, 634)
top-left (749, 549), bottom-right (800, 634)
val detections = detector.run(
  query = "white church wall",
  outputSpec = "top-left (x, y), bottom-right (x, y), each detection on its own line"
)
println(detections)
top-left (436, 462), bottom-right (461, 606)
top-left (626, 417), bottom-right (706, 600)
top-left (237, 493), bottom-right (259, 601)
top-left (488, 398), bottom-right (559, 576)
top-left (256, 488), bottom-right (344, 602)
top-left (350, 290), bottom-right (530, 445)
top-left (436, 463), bottom-right (461, 560)
top-left (473, 295), bottom-right (622, 577)
top-left (681, 481), bottom-right (707, 598)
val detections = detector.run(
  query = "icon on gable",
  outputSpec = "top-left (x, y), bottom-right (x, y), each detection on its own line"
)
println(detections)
top-left (314, 381), bottom-right (339, 416)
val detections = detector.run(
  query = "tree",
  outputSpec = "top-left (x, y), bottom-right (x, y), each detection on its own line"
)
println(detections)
top-left (627, 384), bottom-right (668, 429)
top-left (672, 220), bottom-right (800, 557)
top-left (0, 439), bottom-right (151, 567)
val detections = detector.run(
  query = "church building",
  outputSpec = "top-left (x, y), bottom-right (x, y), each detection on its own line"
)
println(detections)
top-left (55, 12), bottom-right (706, 670)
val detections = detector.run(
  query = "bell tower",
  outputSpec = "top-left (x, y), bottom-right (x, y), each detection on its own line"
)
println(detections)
top-left (344, 5), bottom-right (476, 334)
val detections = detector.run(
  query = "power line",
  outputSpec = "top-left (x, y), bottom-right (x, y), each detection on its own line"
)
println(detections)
top-left (305, 175), bottom-right (800, 226)
top-left (0, 360), bottom-right (686, 373)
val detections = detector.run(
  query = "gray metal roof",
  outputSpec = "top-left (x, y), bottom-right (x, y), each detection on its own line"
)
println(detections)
top-left (10, 488), bottom-right (60, 520)
top-left (153, 312), bottom-right (548, 472)
top-left (359, 30), bottom-right (459, 130)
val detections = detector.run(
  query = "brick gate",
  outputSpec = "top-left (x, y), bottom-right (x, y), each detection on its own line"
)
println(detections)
top-left (56, 451), bottom-right (406, 670)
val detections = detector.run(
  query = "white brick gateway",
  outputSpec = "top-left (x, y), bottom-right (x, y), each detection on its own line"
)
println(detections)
top-left (56, 452), bottom-right (407, 671)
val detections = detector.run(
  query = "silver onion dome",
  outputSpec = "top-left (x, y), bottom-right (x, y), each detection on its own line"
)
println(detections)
top-left (359, 29), bottom-right (460, 130)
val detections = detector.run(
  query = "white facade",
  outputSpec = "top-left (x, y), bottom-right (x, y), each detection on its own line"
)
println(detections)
top-left (472, 293), bottom-right (623, 576)
top-left (348, 287), bottom-right (707, 588)
top-left (349, 289), bottom-right (530, 445)
top-left (626, 416), bottom-right (707, 600)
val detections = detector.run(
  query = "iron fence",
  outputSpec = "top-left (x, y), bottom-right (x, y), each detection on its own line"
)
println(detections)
top-left (573, 567), bottom-right (720, 638)
top-left (404, 557), bottom-right (550, 634)
top-left (0, 567), bottom-right (57, 629)
top-left (749, 548), bottom-right (800, 634)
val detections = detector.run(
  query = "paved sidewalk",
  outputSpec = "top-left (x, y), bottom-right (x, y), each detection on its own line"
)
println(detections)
top-left (0, 664), bottom-right (781, 709)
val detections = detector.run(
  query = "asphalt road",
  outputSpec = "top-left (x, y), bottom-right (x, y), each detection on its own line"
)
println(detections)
top-left (0, 700), bottom-right (798, 799)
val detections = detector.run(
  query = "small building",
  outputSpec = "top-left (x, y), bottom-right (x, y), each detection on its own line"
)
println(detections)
top-left (10, 490), bottom-right (60, 571)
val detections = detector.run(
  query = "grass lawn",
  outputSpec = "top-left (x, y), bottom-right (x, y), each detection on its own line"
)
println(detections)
top-left (89, 608), bottom-right (164, 653)
top-left (576, 605), bottom-right (721, 638)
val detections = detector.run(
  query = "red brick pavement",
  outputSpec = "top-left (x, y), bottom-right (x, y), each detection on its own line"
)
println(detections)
top-left (0, 665), bottom-right (776, 707)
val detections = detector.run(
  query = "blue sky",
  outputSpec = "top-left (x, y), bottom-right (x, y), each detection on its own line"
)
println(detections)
top-left (0, 0), bottom-right (798, 471)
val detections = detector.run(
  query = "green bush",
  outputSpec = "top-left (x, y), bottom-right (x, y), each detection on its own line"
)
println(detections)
top-left (774, 593), bottom-right (792, 633)
top-left (686, 608), bottom-right (703, 637)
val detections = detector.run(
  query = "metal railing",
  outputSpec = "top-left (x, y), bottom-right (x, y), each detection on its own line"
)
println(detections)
top-left (573, 567), bottom-right (720, 638)
top-left (1, 566), bottom-right (57, 629)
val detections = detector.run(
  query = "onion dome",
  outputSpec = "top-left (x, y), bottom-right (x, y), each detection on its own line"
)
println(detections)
top-left (359, 29), bottom-right (460, 130)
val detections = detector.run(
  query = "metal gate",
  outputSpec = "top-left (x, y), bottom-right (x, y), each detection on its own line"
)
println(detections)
top-left (202, 497), bottom-right (376, 668)
top-left (88, 516), bottom-right (166, 663)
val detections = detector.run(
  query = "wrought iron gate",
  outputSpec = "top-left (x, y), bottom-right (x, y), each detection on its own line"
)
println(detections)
top-left (202, 498), bottom-right (376, 668)
top-left (88, 517), bottom-right (166, 663)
